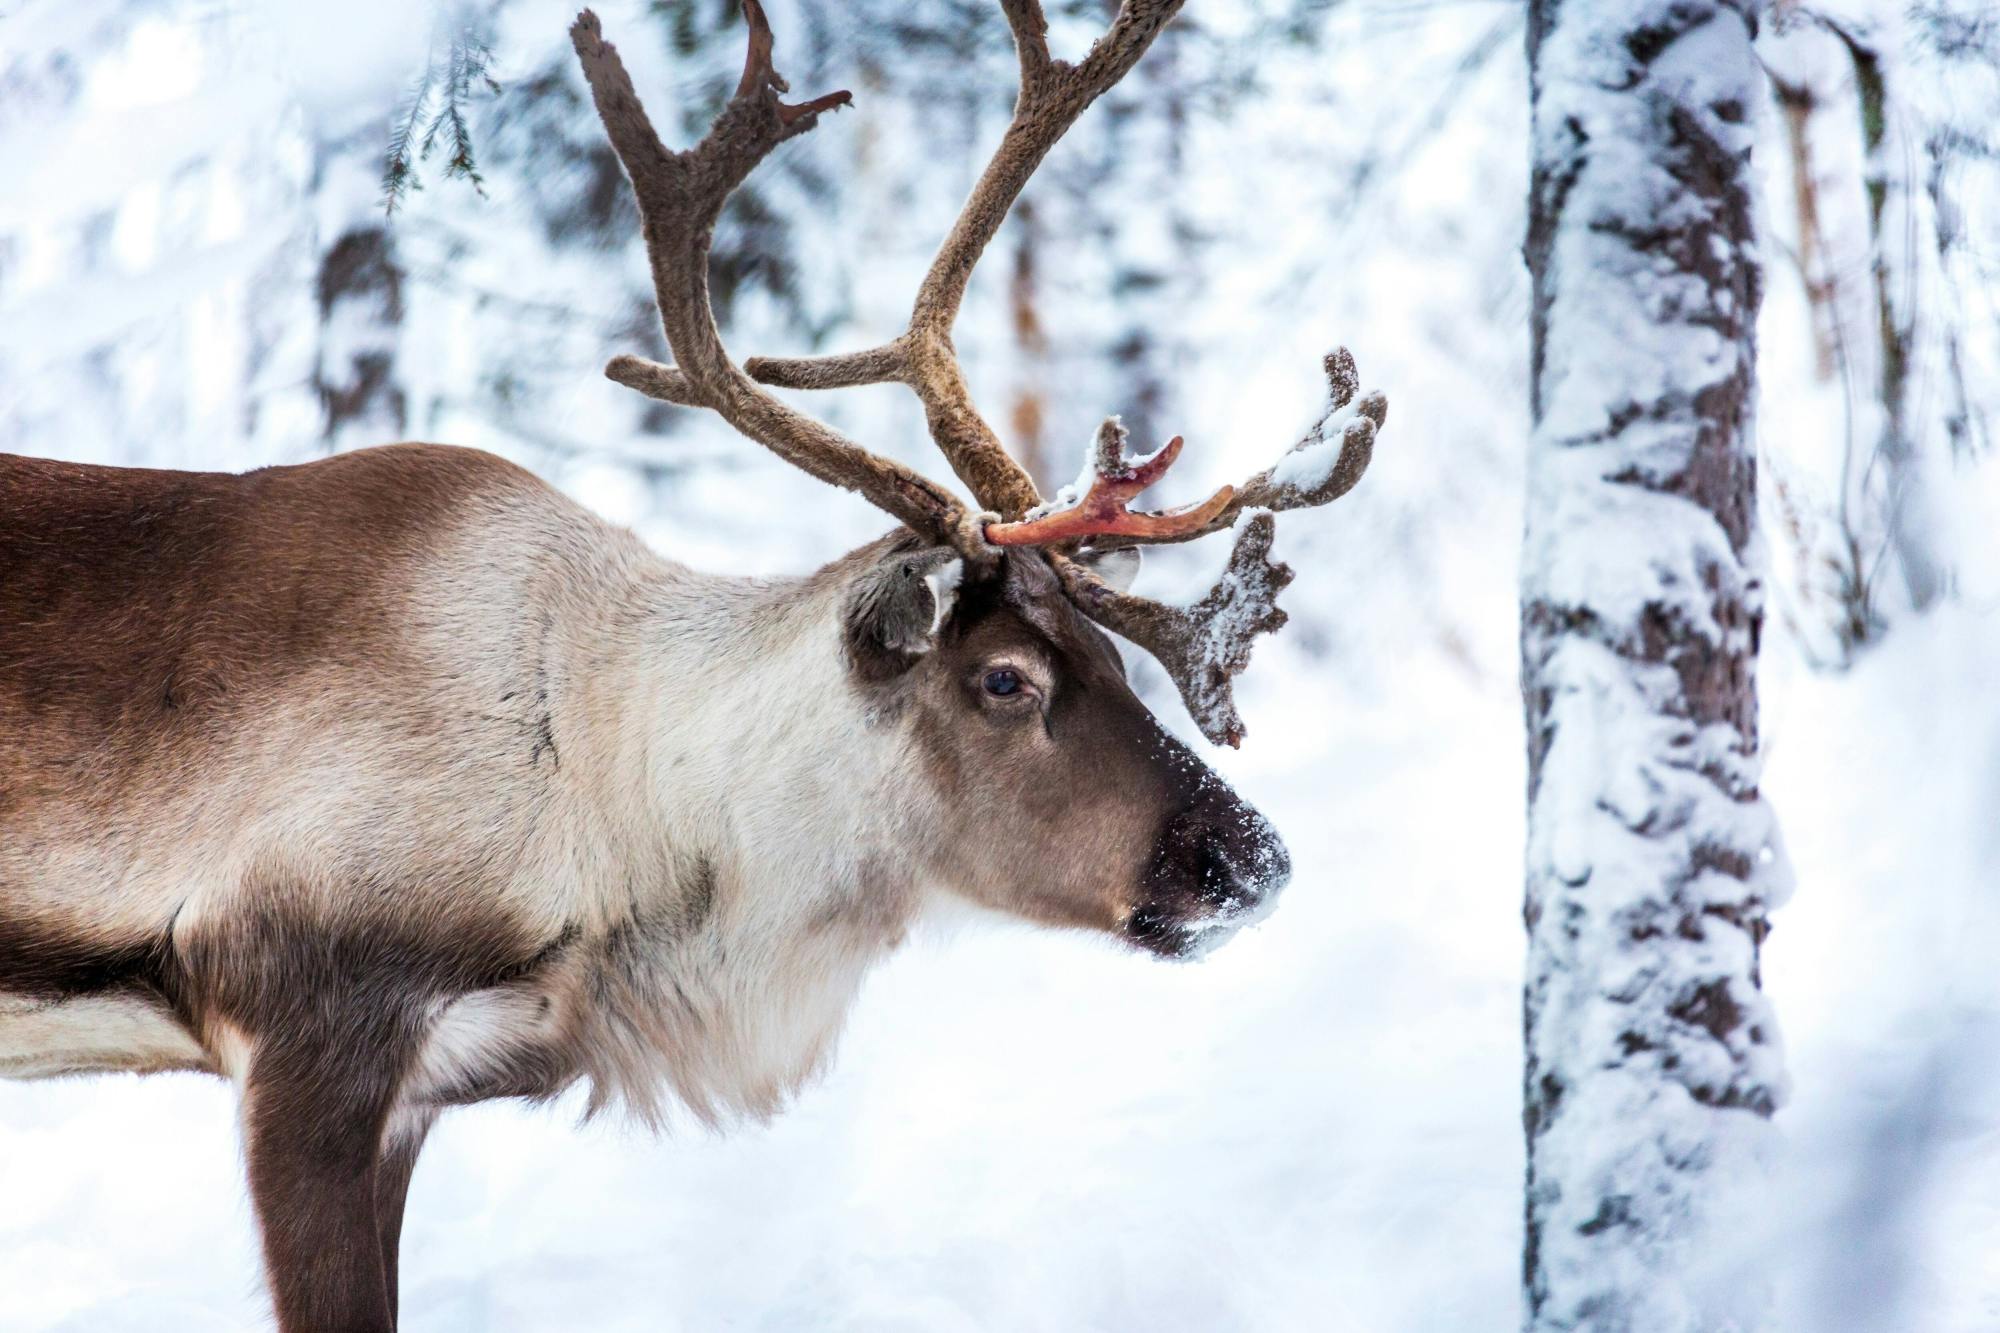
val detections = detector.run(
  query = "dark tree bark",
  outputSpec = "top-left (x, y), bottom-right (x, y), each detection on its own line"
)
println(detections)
top-left (1521, 2), bottom-right (1790, 1327)
top-left (313, 121), bottom-right (407, 454)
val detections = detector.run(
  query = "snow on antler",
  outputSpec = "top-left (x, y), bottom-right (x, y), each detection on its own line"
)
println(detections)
top-left (1040, 347), bottom-right (1387, 745)
top-left (1260, 348), bottom-right (1387, 507)
top-left (1058, 511), bottom-right (1293, 747)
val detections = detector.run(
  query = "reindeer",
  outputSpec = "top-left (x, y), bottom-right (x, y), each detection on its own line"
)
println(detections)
top-left (0, 3), bottom-right (1384, 1328)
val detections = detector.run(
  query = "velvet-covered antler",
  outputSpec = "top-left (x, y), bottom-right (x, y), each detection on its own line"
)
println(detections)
top-left (997, 349), bottom-right (1386, 550)
top-left (573, 2), bottom-right (1388, 746)
top-left (739, 0), bottom-right (1191, 522)
top-left (1055, 514), bottom-right (1294, 748)
top-left (570, 5), bottom-right (972, 546)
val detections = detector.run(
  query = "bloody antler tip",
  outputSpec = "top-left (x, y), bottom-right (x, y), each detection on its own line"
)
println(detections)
top-left (983, 429), bottom-right (1220, 546)
top-left (1128, 435), bottom-right (1184, 486)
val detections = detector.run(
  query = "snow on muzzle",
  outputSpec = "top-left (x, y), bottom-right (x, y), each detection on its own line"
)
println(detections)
top-left (1124, 795), bottom-right (1292, 959)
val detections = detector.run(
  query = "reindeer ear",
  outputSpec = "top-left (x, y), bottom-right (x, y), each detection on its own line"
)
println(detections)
top-left (1073, 545), bottom-right (1142, 593)
top-left (842, 547), bottom-right (964, 681)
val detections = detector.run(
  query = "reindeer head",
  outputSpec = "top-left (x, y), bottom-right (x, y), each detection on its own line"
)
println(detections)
top-left (571, 1), bottom-right (1386, 956)
top-left (833, 536), bottom-right (1287, 956)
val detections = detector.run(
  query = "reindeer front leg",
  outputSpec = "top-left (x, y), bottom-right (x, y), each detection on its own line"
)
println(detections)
top-left (240, 1023), bottom-right (413, 1333)
top-left (375, 1112), bottom-right (435, 1329)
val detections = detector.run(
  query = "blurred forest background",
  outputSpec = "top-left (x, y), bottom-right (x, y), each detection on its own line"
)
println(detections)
top-left (3, 1), bottom-right (1999, 1329)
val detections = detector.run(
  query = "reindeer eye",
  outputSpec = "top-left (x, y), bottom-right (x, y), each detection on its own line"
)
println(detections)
top-left (982, 668), bottom-right (1024, 698)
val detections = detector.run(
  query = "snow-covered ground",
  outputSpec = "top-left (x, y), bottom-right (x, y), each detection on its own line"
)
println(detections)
top-left (1763, 605), bottom-right (2000, 1333)
top-left (4, 1), bottom-right (1998, 1329)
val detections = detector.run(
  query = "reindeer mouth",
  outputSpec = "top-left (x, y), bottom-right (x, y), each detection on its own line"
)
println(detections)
top-left (1125, 819), bottom-right (1292, 960)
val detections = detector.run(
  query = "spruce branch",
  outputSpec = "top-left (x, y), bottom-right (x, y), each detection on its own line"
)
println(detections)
top-left (383, 15), bottom-right (501, 214)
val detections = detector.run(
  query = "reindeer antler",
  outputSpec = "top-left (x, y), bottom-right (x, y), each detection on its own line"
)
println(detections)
top-left (739, 0), bottom-right (1191, 521)
top-left (1111, 347), bottom-right (1388, 545)
top-left (989, 349), bottom-right (1385, 549)
top-left (574, 2), bottom-right (1387, 747)
top-left (569, 6), bottom-right (969, 546)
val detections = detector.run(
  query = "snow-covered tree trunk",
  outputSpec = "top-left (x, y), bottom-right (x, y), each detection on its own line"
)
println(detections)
top-left (1521, 3), bottom-right (1791, 1329)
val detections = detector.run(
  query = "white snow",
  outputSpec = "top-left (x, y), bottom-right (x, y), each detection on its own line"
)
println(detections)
top-left (1264, 356), bottom-right (1379, 500)
top-left (1266, 403), bottom-right (1361, 494)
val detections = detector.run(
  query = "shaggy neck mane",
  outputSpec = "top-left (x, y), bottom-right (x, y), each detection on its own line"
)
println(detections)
top-left (548, 544), bottom-right (931, 1127)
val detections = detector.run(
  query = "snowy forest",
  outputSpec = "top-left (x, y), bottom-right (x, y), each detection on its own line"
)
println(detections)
top-left (3, 0), bottom-right (1999, 1329)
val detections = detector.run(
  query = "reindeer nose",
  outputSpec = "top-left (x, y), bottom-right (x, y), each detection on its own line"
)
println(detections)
top-left (1129, 799), bottom-right (1291, 958)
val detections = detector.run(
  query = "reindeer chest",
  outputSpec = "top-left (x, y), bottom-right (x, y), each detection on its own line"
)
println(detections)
top-left (398, 863), bottom-right (910, 1123)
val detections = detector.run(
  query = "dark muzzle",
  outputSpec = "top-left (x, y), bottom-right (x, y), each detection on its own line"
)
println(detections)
top-left (1127, 796), bottom-right (1292, 959)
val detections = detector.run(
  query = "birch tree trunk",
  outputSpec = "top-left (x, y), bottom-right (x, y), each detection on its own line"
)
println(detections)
top-left (1521, 2), bottom-right (1791, 1328)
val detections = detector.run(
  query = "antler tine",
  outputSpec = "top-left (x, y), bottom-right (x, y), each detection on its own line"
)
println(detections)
top-left (984, 418), bottom-right (1234, 546)
top-left (571, 7), bottom-right (971, 547)
top-left (1054, 513), bottom-right (1294, 748)
top-left (1091, 348), bottom-right (1389, 548)
top-left (1018, 348), bottom-right (1385, 745)
top-left (741, 0), bottom-right (1191, 520)
top-left (1208, 346), bottom-right (1386, 532)
top-left (976, 349), bottom-right (1384, 550)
